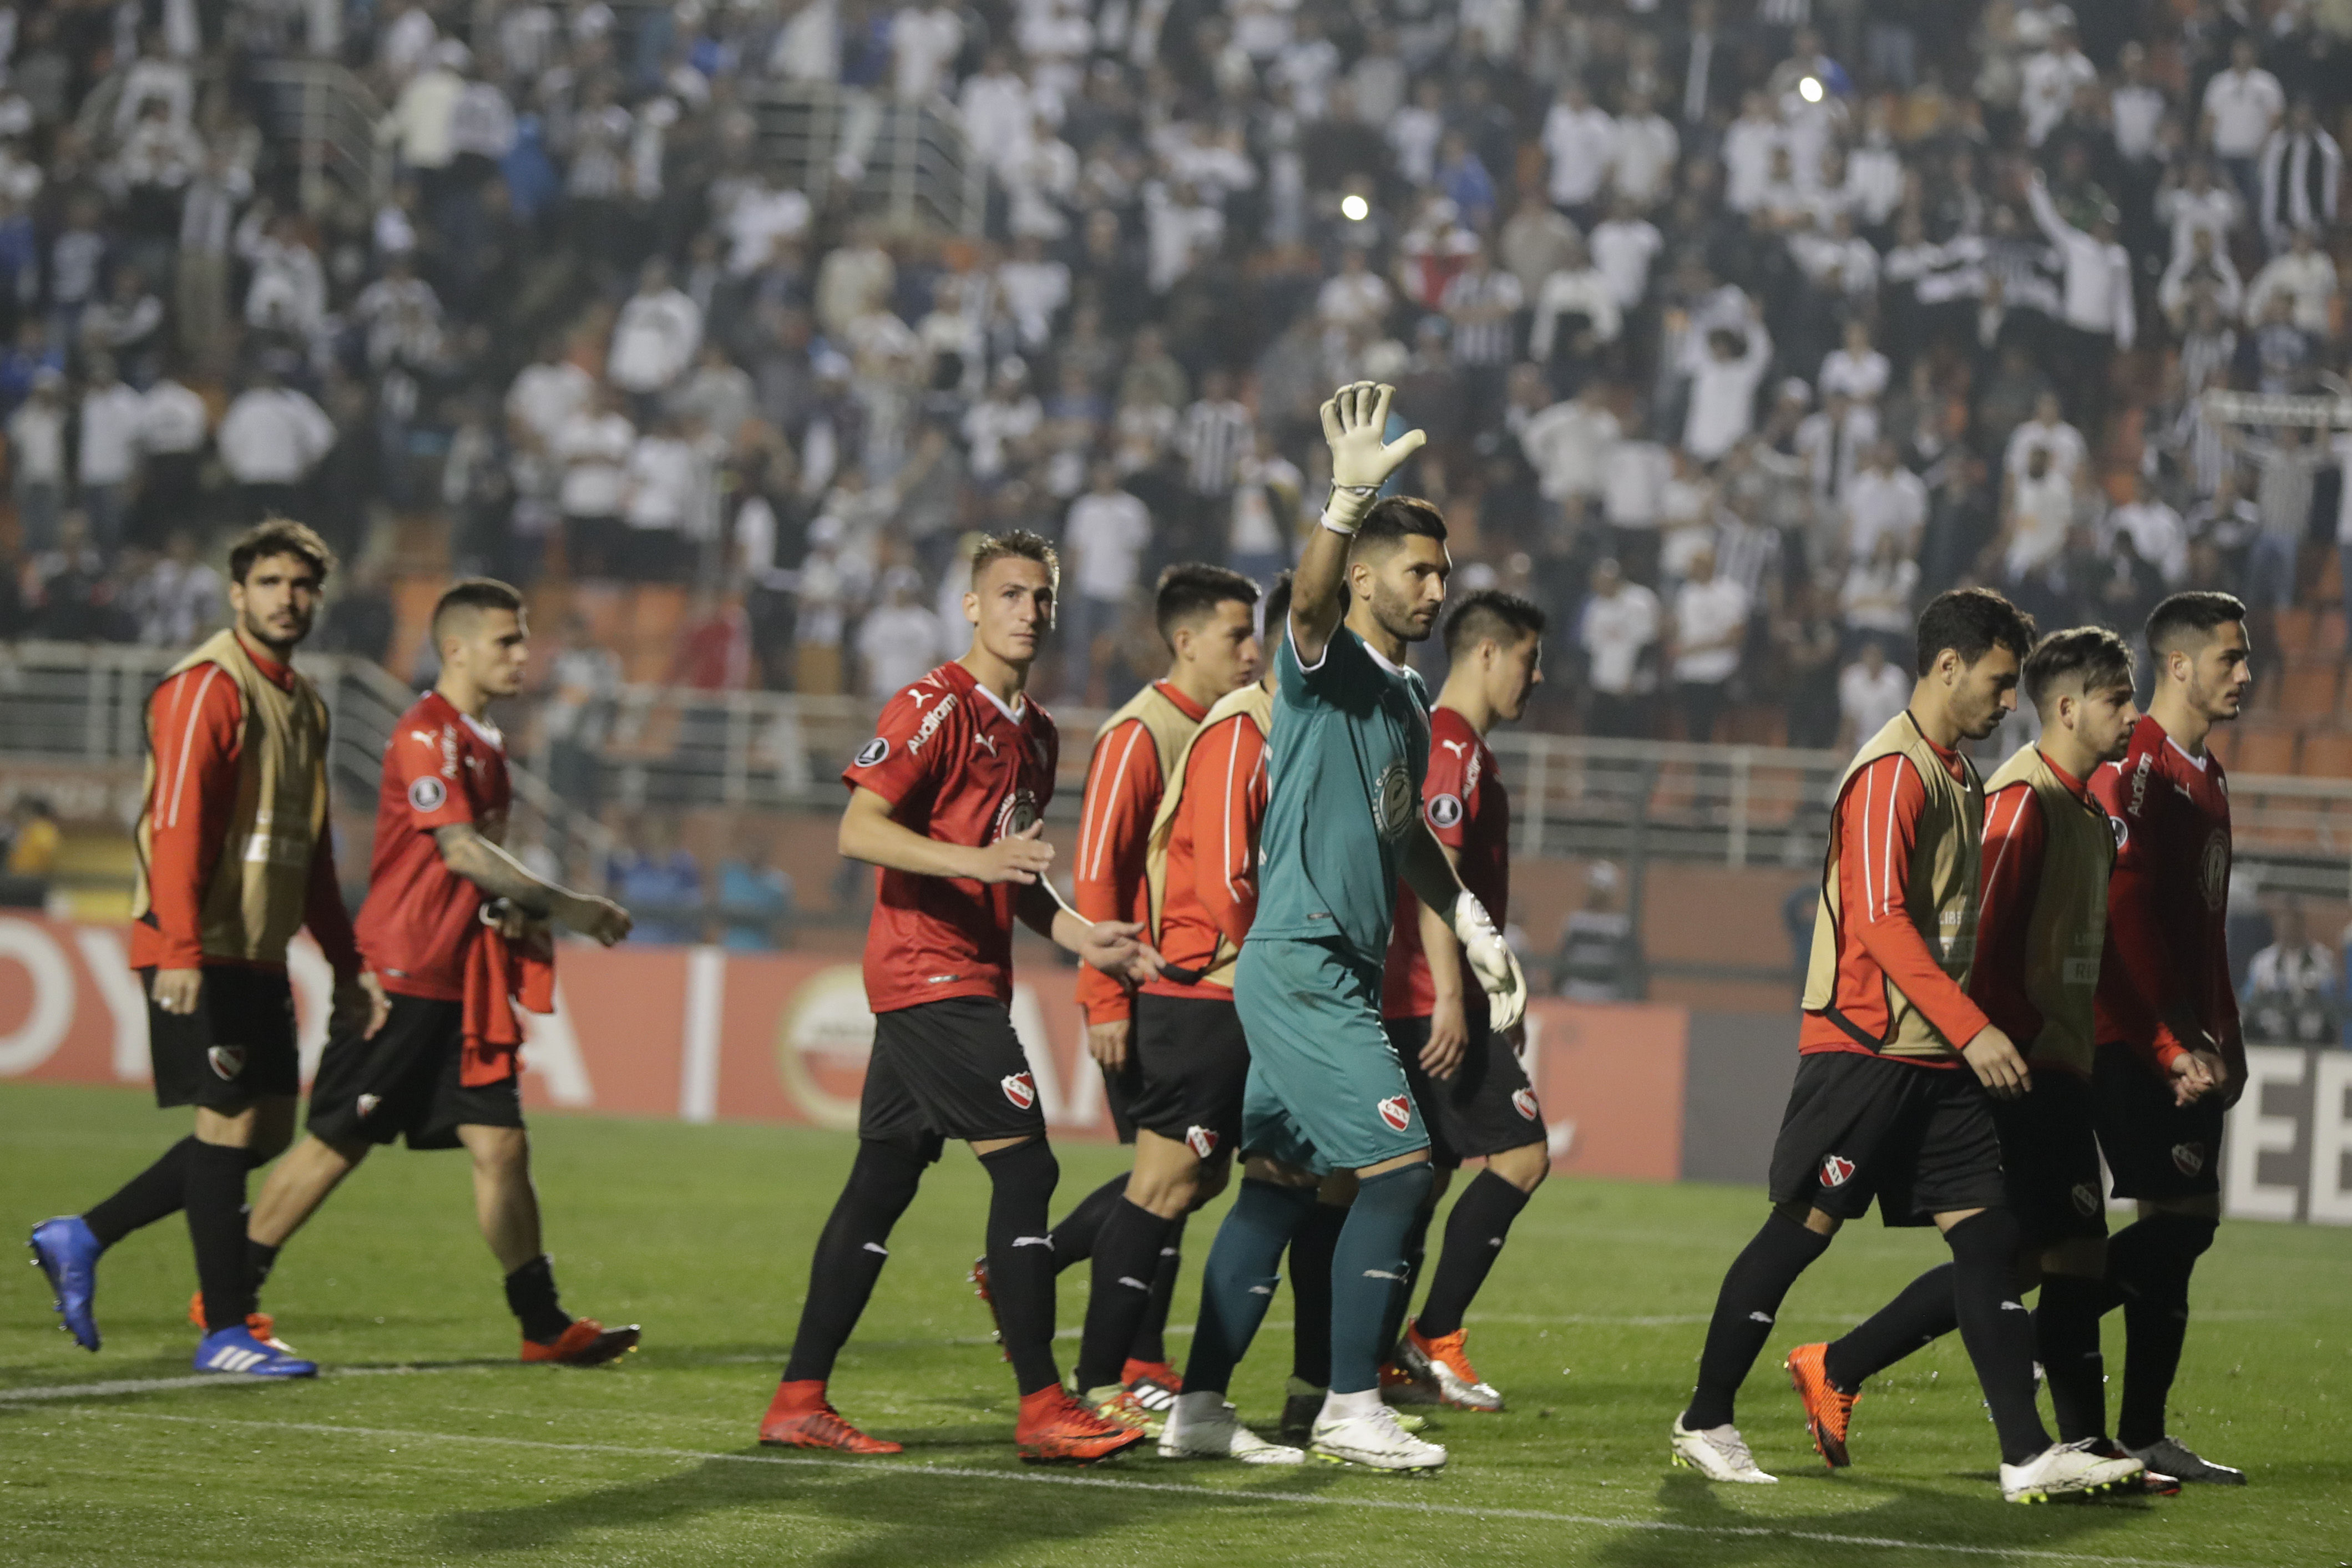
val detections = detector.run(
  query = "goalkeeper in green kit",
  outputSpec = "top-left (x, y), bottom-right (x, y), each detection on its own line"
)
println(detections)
top-left (1157, 383), bottom-right (1529, 1472)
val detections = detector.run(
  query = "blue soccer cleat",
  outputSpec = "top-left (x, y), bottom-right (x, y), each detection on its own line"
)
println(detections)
top-left (194, 1324), bottom-right (318, 1378)
top-left (29, 1216), bottom-right (104, 1352)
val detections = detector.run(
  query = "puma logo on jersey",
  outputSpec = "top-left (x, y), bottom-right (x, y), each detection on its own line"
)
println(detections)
top-left (1001, 1072), bottom-right (1038, 1110)
top-left (973, 731), bottom-right (998, 756)
top-left (1440, 740), bottom-right (1470, 758)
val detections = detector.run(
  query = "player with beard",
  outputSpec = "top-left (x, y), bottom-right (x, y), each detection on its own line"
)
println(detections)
top-left (1376, 590), bottom-right (1550, 1414)
top-left (232, 579), bottom-right (642, 1367)
top-left (32, 522), bottom-right (383, 1377)
top-left (758, 530), bottom-right (1161, 1463)
top-left (1786, 628), bottom-right (2171, 1486)
top-left (2081, 591), bottom-right (2252, 1486)
top-left (1170, 385), bottom-right (1529, 1473)
top-left (1670, 589), bottom-right (2144, 1503)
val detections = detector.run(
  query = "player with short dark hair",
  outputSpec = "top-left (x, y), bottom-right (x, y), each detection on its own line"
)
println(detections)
top-left (760, 530), bottom-right (1161, 1463)
top-left (2080, 591), bottom-right (2252, 1485)
top-left (231, 578), bottom-right (643, 1367)
top-left (1785, 626), bottom-right (2167, 1484)
top-left (1374, 589), bottom-right (1549, 1414)
top-left (1023, 562), bottom-right (1263, 1427)
top-left (1170, 386), bottom-right (1527, 1473)
top-left (32, 522), bottom-right (383, 1377)
top-left (1671, 590), bottom-right (2145, 1503)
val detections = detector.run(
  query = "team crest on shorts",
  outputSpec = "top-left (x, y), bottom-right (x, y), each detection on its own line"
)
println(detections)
top-left (1000, 1072), bottom-right (1038, 1110)
top-left (2071, 1181), bottom-right (2100, 1216)
top-left (207, 1045), bottom-right (246, 1080)
top-left (2171, 1141), bottom-right (2206, 1177)
top-left (356, 1093), bottom-right (381, 1119)
top-left (1511, 1087), bottom-right (1540, 1121)
top-left (1185, 1125), bottom-right (1219, 1159)
top-left (1819, 1154), bottom-right (1856, 1188)
top-left (1376, 1095), bottom-right (1413, 1132)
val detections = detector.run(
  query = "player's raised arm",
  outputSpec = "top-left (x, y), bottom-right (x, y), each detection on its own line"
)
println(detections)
top-left (1293, 382), bottom-right (1426, 666)
top-left (433, 822), bottom-right (633, 945)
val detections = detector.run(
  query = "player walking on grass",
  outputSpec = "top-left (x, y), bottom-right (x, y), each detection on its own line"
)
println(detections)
top-left (234, 579), bottom-right (641, 1368)
top-left (1375, 590), bottom-right (1550, 1415)
top-left (1784, 627), bottom-right (2170, 1484)
top-left (1034, 564), bottom-right (1264, 1422)
top-left (2080, 591), bottom-right (2251, 1486)
top-left (31, 522), bottom-right (385, 1378)
top-left (1670, 589), bottom-right (2145, 1504)
top-left (760, 530), bottom-right (1160, 1464)
top-left (1169, 383), bottom-right (1528, 1474)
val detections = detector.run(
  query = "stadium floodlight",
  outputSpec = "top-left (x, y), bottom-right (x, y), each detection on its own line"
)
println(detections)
top-left (1342, 194), bottom-right (1370, 222)
top-left (1798, 75), bottom-right (1824, 103)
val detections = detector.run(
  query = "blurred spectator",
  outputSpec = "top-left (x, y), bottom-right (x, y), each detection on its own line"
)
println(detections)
top-left (1668, 544), bottom-right (1746, 743)
top-left (8, 367), bottom-right (64, 553)
top-left (718, 833), bottom-right (797, 952)
top-left (127, 530), bottom-right (221, 648)
top-left (1578, 557), bottom-right (1658, 739)
top-left (218, 366), bottom-right (333, 523)
top-left (1551, 861), bottom-right (1636, 1000)
top-left (612, 816), bottom-right (704, 945)
top-left (2243, 901), bottom-right (2341, 1046)
top-left (1837, 639), bottom-right (1911, 754)
top-left (75, 355), bottom-right (143, 555)
top-left (4, 795), bottom-right (61, 877)
top-left (856, 566), bottom-right (949, 700)
top-left (1062, 459), bottom-right (1150, 702)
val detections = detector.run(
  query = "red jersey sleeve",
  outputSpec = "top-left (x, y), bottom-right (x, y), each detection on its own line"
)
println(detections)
top-left (1838, 755), bottom-right (1993, 1050)
top-left (141, 664), bottom-right (244, 970)
top-left (303, 832), bottom-right (361, 978)
top-left (842, 681), bottom-right (952, 807)
top-left (383, 723), bottom-right (480, 831)
top-left (1191, 715), bottom-right (1267, 952)
top-left (2091, 760), bottom-right (2192, 1071)
top-left (1967, 783), bottom-right (2045, 1044)
top-left (1423, 726), bottom-right (1478, 851)
top-left (1074, 718), bottom-right (1164, 1025)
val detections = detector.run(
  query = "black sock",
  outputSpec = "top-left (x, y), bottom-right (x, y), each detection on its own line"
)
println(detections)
top-left (185, 1142), bottom-right (255, 1333)
top-left (1377, 1193), bottom-right (1439, 1363)
top-left (1415, 1170), bottom-right (1532, 1339)
top-left (2111, 1213), bottom-right (2214, 1448)
top-left (1824, 1263), bottom-right (1958, 1390)
top-left (1074, 1200), bottom-right (1177, 1391)
top-left (979, 1138), bottom-right (1063, 1395)
top-left (2036, 1273), bottom-right (2109, 1443)
top-left (1046, 1173), bottom-right (1128, 1275)
top-left (246, 1240), bottom-right (283, 1302)
top-left (1287, 1200), bottom-right (1348, 1388)
top-left (1945, 1209), bottom-right (2051, 1465)
top-left (1683, 1211), bottom-right (1832, 1430)
top-left (1132, 1212), bottom-right (1185, 1365)
top-left (504, 1255), bottom-right (573, 1344)
top-left (782, 1140), bottom-right (926, 1384)
top-left (85, 1136), bottom-right (197, 1247)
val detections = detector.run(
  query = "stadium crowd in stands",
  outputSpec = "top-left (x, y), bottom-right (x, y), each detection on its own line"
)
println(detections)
top-left (0, 0), bottom-right (2345, 760)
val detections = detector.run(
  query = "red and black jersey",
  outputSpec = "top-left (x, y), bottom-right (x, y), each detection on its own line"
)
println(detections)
top-left (2091, 715), bottom-right (2239, 1071)
top-left (356, 690), bottom-right (513, 1001)
top-left (844, 660), bottom-right (1059, 1015)
top-left (1384, 706), bottom-right (1510, 1019)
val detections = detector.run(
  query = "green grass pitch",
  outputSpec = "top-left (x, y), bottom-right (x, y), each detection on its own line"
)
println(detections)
top-left (3, 1082), bottom-right (2347, 1567)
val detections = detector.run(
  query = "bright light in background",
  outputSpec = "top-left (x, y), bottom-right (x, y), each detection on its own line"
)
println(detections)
top-left (1341, 194), bottom-right (1369, 222)
top-left (1798, 75), bottom-right (1823, 103)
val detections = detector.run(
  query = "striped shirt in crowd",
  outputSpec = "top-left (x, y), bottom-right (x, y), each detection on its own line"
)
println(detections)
top-left (1178, 397), bottom-right (1254, 496)
top-left (1441, 266), bottom-right (1524, 366)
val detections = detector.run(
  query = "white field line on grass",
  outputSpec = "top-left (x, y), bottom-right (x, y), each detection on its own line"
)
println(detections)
top-left (19, 1408), bottom-right (2248, 1568)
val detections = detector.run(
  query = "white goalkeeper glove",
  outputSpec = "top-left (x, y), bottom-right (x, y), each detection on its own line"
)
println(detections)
top-left (1317, 381), bottom-right (1427, 534)
top-left (1447, 889), bottom-right (1528, 1034)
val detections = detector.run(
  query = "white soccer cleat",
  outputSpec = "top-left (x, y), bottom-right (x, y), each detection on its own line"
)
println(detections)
top-left (1311, 1404), bottom-right (1449, 1471)
top-left (1159, 1394), bottom-right (1306, 1464)
top-left (1670, 1417), bottom-right (1777, 1483)
top-left (2000, 1439), bottom-right (2146, 1503)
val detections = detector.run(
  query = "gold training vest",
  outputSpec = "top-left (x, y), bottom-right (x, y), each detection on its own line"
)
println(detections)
top-left (1144, 681), bottom-right (1273, 989)
top-left (1981, 746), bottom-right (2113, 1075)
top-left (132, 629), bottom-right (332, 965)
top-left (1093, 680), bottom-right (1203, 925)
top-left (1802, 711), bottom-right (1985, 1060)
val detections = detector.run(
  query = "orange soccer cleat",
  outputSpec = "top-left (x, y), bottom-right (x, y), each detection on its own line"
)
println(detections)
top-left (187, 1292), bottom-right (289, 1349)
top-left (1015, 1385), bottom-right (1149, 1464)
top-left (1395, 1321), bottom-right (1505, 1412)
top-left (1786, 1342), bottom-right (1858, 1469)
top-left (758, 1380), bottom-right (903, 1453)
top-left (522, 1317), bottom-right (642, 1365)
top-left (969, 1255), bottom-right (1010, 1361)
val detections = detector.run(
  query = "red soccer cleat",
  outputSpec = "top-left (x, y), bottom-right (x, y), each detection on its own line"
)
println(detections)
top-left (969, 1255), bottom-right (1009, 1361)
top-left (188, 1292), bottom-right (289, 1349)
top-left (1015, 1385), bottom-right (1149, 1464)
top-left (522, 1317), bottom-right (641, 1365)
top-left (1786, 1342), bottom-right (1858, 1468)
top-left (758, 1380), bottom-right (903, 1453)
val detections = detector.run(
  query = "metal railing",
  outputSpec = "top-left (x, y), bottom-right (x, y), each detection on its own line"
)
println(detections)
top-left (246, 59), bottom-right (389, 213)
top-left (743, 82), bottom-right (989, 235)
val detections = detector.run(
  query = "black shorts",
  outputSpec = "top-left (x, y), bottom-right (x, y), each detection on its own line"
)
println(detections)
top-left (861, 997), bottom-right (1049, 1161)
top-left (143, 966), bottom-right (299, 1110)
top-left (1388, 1016), bottom-right (1547, 1166)
top-left (2092, 1040), bottom-right (2224, 1202)
top-left (1125, 993), bottom-right (1252, 1162)
top-left (1099, 1052), bottom-right (1142, 1145)
top-left (1993, 1070), bottom-right (2108, 1248)
top-left (306, 995), bottom-right (525, 1150)
top-left (1767, 1050), bottom-right (2007, 1226)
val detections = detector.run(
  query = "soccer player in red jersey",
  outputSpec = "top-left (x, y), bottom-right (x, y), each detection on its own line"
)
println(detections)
top-left (1377, 590), bottom-right (1549, 1414)
top-left (1050, 564), bottom-right (1264, 1423)
top-left (2084, 591), bottom-right (2253, 1485)
top-left (239, 580), bottom-right (641, 1367)
top-left (758, 531), bottom-right (1160, 1464)
top-left (32, 522), bottom-right (382, 1377)
top-left (1045, 565), bottom-right (1262, 1399)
